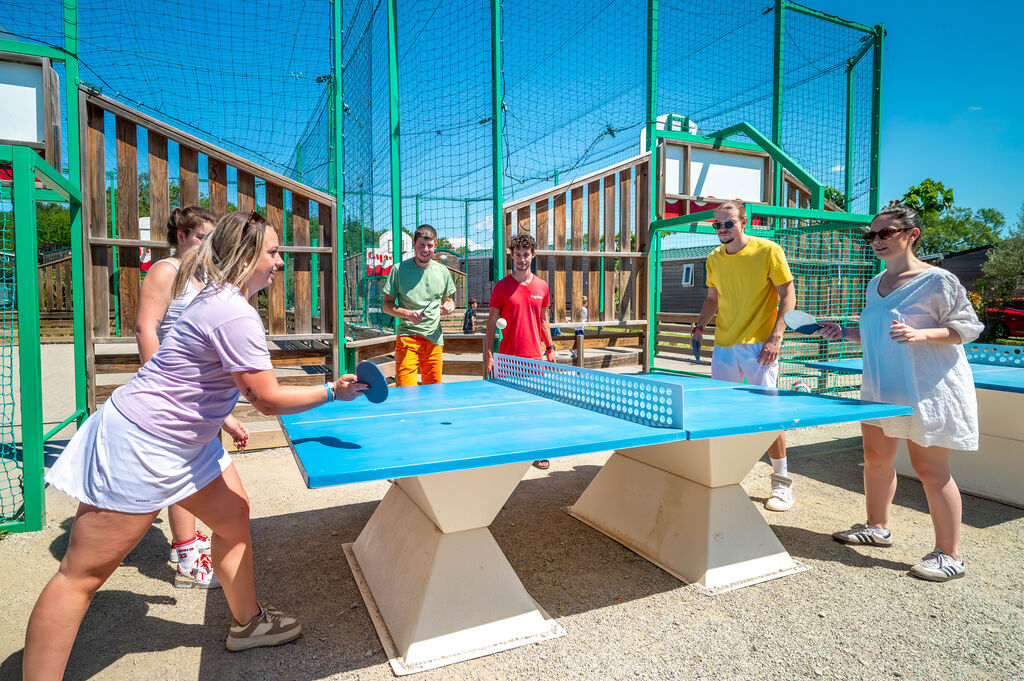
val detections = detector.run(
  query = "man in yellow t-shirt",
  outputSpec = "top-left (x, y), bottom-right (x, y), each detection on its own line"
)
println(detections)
top-left (692, 200), bottom-right (797, 512)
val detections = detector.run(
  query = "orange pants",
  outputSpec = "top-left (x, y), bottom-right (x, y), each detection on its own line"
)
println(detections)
top-left (395, 335), bottom-right (443, 387)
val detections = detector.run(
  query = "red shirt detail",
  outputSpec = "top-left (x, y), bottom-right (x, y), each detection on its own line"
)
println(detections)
top-left (488, 274), bottom-right (550, 358)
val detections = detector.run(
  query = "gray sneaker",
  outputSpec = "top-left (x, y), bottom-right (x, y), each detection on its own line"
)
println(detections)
top-left (764, 473), bottom-right (794, 511)
top-left (226, 603), bottom-right (302, 652)
top-left (832, 523), bottom-right (893, 546)
top-left (909, 549), bottom-right (965, 582)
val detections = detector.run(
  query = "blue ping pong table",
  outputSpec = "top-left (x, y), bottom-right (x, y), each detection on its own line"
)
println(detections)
top-left (807, 343), bottom-right (1024, 509)
top-left (281, 355), bottom-right (911, 674)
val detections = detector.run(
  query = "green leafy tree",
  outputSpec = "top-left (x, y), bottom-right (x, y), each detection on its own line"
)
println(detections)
top-left (899, 178), bottom-right (955, 222)
top-left (917, 206), bottom-right (1004, 256)
top-left (976, 203), bottom-right (1024, 339)
top-left (823, 185), bottom-right (846, 210)
top-left (37, 203), bottom-right (71, 251)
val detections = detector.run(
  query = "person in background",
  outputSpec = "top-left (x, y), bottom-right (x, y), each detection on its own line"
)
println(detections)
top-left (463, 297), bottom-right (478, 334)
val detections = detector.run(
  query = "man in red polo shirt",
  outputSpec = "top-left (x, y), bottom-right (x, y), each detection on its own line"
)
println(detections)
top-left (485, 233), bottom-right (556, 469)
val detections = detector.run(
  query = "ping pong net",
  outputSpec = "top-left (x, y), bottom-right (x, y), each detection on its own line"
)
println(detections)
top-left (491, 354), bottom-right (684, 429)
top-left (964, 343), bottom-right (1024, 367)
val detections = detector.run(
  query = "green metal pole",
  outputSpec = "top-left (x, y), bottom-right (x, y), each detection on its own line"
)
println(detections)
top-left (12, 146), bottom-right (45, 532)
top-left (331, 0), bottom-right (348, 372)
top-left (464, 198), bottom-right (470, 307)
top-left (387, 0), bottom-right (403, 333)
top-left (415, 194), bottom-right (420, 230)
top-left (490, 0), bottom-right (504, 282)
top-left (869, 24), bottom-right (884, 215)
top-left (64, 0), bottom-right (87, 423)
top-left (359, 190), bottom-right (367, 325)
top-left (646, 0), bottom-right (659, 366)
top-left (772, 0), bottom-right (786, 207)
top-left (844, 61), bottom-right (854, 211)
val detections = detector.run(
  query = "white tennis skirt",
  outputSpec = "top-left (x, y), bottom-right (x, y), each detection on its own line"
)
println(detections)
top-left (46, 402), bottom-right (232, 513)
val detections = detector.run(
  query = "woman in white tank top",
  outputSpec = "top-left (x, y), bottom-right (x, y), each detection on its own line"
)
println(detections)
top-left (134, 206), bottom-right (249, 588)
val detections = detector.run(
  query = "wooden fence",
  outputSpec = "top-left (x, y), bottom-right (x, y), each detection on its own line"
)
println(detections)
top-left (79, 89), bottom-right (339, 409)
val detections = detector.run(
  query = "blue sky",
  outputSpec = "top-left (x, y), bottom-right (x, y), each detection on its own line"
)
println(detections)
top-left (812, 1), bottom-right (1024, 230)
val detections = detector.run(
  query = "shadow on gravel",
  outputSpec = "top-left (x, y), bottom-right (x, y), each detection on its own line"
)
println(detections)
top-left (47, 516), bottom-right (176, 585)
top-left (770, 525), bottom-right (913, 572)
top-left (786, 438), bottom-right (1024, 529)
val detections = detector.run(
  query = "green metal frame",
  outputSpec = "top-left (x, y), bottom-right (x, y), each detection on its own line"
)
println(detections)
top-left (490, 0), bottom-right (504, 282)
top-left (0, 145), bottom-right (85, 533)
top-left (331, 0), bottom-right (349, 373)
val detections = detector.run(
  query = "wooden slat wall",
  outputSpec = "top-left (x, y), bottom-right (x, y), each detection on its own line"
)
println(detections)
top-left (115, 115), bottom-right (140, 335)
top-left (318, 202), bottom-right (335, 337)
top-left (292, 196), bottom-right (312, 334)
top-left (148, 132), bottom-right (170, 262)
top-left (618, 168), bottom-right (632, 320)
top-left (552, 192), bottom-right (566, 322)
top-left (266, 184), bottom-right (286, 334)
top-left (237, 170), bottom-right (255, 213)
top-left (179, 146), bottom-right (199, 206)
top-left (535, 199), bottom-right (548, 291)
top-left (85, 102), bottom-right (109, 339)
top-left (570, 186), bottom-right (584, 322)
top-left (636, 160), bottom-right (650, 323)
top-left (503, 210), bottom-right (512, 273)
top-left (209, 158), bottom-right (227, 216)
top-left (602, 174), bottom-right (615, 321)
top-left (587, 181), bottom-right (600, 315)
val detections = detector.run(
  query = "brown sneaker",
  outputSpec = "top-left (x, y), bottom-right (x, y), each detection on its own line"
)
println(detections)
top-left (226, 603), bottom-right (302, 652)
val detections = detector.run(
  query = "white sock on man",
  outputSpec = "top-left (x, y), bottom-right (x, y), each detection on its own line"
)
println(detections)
top-left (174, 537), bottom-right (199, 572)
top-left (771, 457), bottom-right (788, 478)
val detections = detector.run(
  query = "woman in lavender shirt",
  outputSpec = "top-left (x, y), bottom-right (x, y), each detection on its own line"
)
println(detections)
top-left (25, 210), bottom-right (367, 677)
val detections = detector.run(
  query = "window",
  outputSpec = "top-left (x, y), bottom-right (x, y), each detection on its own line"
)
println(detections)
top-left (682, 263), bottom-right (694, 287)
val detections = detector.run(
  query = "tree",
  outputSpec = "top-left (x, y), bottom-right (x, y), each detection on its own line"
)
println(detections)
top-left (917, 206), bottom-right (1004, 256)
top-left (975, 203), bottom-right (1024, 339)
top-left (823, 185), bottom-right (846, 210)
top-left (899, 178), bottom-right (955, 224)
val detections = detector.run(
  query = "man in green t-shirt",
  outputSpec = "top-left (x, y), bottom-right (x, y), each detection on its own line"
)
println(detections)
top-left (382, 224), bottom-right (457, 386)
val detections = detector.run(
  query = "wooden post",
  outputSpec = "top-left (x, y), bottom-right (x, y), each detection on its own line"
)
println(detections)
top-left (237, 170), bottom-right (255, 213)
top-left (115, 116), bottom-right (140, 336)
top-left (535, 199), bottom-right (548, 289)
top-left (603, 174), bottom-right (615, 321)
top-left (266, 184), bottom-right (287, 334)
top-left (570, 186), bottom-right (584, 323)
top-left (148, 132), bottom-right (170, 262)
top-left (587, 181), bottom-right (600, 315)
top-left (292, 196), bottom-right (312, 334)
top-left (552, 192), bottom-right (566, 324)
top-left (618, 168), bottom-right (632, 320)
top-left (208, 158), bottom-right (227, 216)
top-left (179, 146), bottom-right (199, 206)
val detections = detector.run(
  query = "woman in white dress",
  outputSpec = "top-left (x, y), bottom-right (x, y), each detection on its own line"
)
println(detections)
top-left (25, 211), bottom-right (367, 679)
top-left (818, 205), bottom-right (983, 582)
top-left (135, 205), bottom-right (248, 589)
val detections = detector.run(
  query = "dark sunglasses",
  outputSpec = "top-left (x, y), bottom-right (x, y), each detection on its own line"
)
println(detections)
top-left (712, 220), bottom-right (738, 230)
top-left (861, 225), bottom-right (911, 243)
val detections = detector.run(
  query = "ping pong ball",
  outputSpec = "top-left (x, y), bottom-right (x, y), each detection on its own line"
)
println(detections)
top-left (496, 318), bottom-right (507, 330)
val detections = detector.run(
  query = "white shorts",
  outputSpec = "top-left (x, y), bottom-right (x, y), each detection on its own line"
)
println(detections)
top-left (46, 402), bottom-right (232, 513)
top-left (710, 342), bottom-right (779, 388)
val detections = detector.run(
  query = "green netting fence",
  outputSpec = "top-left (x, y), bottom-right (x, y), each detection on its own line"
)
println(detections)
top-left (0, 192), bottom-right (19, 525)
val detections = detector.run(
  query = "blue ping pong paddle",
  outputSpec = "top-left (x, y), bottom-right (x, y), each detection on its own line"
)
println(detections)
top-left (783, 310), bottom-right (823, 335)
top-left (356, 360), bottom-right (389, 403)
top-left (691, 337), bottom-right (701, 362)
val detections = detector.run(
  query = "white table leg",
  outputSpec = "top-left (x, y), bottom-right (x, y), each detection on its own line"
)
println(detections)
top-left (568, 432), bottom-right (804, 593)
top-left (348, 461), bottom-right (564, 674)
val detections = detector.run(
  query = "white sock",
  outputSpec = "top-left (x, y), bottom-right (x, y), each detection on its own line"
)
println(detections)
top-left (174, 537), bottom-right (199, 571)
top-left (771, 457), bottom-right (788, 477)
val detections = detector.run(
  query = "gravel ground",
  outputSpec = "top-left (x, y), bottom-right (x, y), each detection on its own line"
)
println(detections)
top-left (2, 417), bottom-right (1022, 681)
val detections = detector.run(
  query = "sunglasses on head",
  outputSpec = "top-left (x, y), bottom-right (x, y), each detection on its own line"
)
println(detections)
top-left (244, 209), bottom-right (267, 229)
top-left (713, 220), bottom-right (738, 230)
top-left (861, 225), bottom-right (911, 243)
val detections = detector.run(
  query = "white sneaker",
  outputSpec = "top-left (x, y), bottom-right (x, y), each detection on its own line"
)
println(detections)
top-left (764, 473), bottom-right (794, 512)
top-left (909, 549), bottom-right (965, 582)
top-left (170, 530), bottom-right (212, 563)
top-left (832, 523), bottom-right (893, 546)
top-left (175, 553), bottom-right (222, 589)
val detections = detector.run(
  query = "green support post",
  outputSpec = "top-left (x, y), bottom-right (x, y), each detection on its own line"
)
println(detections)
top-left (108, 170), bottom-right (120, 337)
top-left (12, 146), bottom-right (45, 532)
top-left (771, 0), bottom-right (786, 207)
top-left (869, 24), bottom-right (884, 214)
top-left (844, 62), bottom-right (855, 210)
top-left (387, 0), bottom-right (402, 333)
top-left (490, 0), bottom-right (504, 282)
top-left (464, 199), bottom-right (470, 306)
top-left (64, 0), bottom-right (87, 424)
top-left (331, 0), bottom-right (348, 373)
top-left (646, 0), bottom-right (659, 366)
top-left (359, 190), bottom-right (368, 325)
top-left (415, 194), bottom-right (420, 230)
